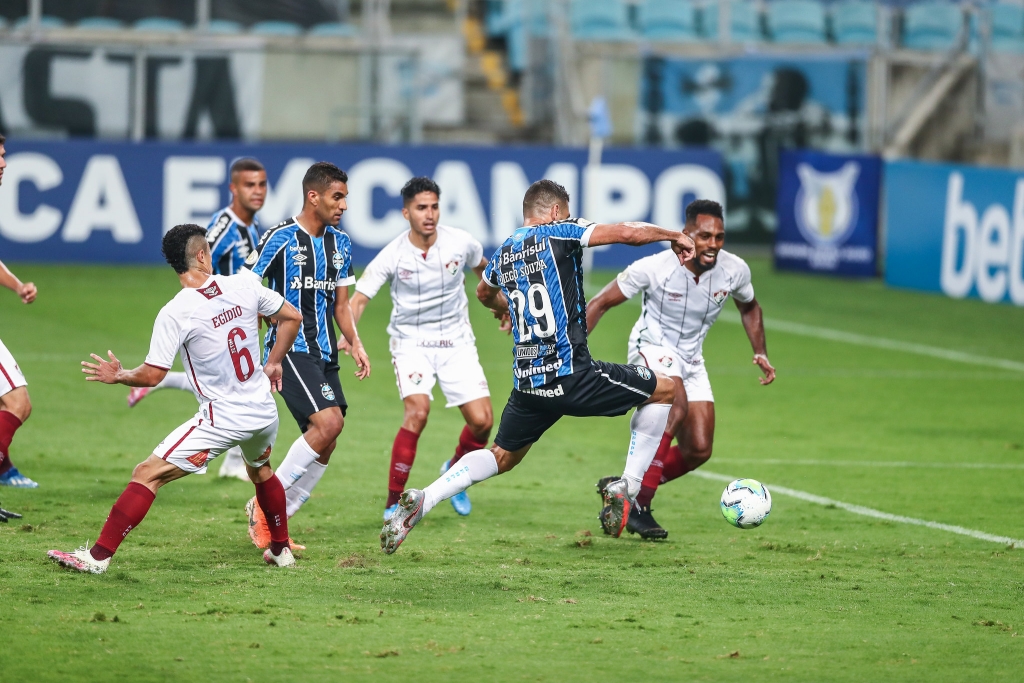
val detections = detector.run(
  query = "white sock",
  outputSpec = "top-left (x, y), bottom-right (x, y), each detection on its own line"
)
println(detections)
top-left (286, 461), bottom-right (327, 518)
top-left (422, 449), bottom-right (498, 515)
top-left (154, 372), bottom-right (191, 392)
top-left (622, 404), bottom-right (671, 499)
top-left (274, 436), bottom-right (320, 490)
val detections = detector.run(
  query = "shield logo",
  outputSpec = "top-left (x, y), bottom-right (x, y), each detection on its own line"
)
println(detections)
top-left (711, 289), bottom-right (729, 304)
top-left (445, 259), bottom-right (461, 275)
top-left (409, 372), bottom-right (423, 385)
top-left (333, 251), bottom-right (343, 270)
top-left (794, 162), bottom-right (860, 247)
top-left (321, 383), bottom-right (335, 401)
top-left (658, 356), bottom-right (674, 369)
top-left (634, 366), bottom-right (652, 380)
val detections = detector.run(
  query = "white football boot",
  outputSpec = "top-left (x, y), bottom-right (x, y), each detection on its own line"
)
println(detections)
top-left (380, 489), bottom-right (425, 554)
top-left (47, 546), bottom-right (110, 574)
top-left (263, 546), bottom-right (296, 567)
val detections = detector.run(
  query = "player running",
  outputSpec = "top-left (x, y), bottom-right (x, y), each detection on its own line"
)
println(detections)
top-left (128, 158), bottom-right (268, 481)
top-left (242, 161), bottom-right (371, 550)
top-left (380, 180), bottom-right (696, 554)
top-left (47, 223), bottom-right (303, 573)
top-left (588, 199), bottom-right (775, 539)
top-left (348, 177), bottom-right (504, 521)
top-left (0, 134), bottom-right (41, 489)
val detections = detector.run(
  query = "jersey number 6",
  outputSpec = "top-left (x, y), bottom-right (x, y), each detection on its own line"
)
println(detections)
top-left (507, 283), bottom-right (556, 341)
top-left (226, 327), bottom-right (255, 382)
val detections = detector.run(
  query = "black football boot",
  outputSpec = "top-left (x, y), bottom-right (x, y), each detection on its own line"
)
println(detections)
top-left (626, 505), bottom-right (668, 540)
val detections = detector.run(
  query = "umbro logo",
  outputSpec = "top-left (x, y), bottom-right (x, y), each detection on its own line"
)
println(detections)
top-left (293, 253), bottom-right (308, 264)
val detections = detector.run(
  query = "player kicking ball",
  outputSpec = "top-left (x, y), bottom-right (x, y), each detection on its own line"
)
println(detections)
top-left (588, 199), bottom-right (775, 539)
top-left (48, 224), bottom-right (303, 573)
top-left (348, 177), bottom-right (504, 521)
top-left (380, 180), bottom-right (695, 554)
top-left (128, 157), bottom-right (268, 482)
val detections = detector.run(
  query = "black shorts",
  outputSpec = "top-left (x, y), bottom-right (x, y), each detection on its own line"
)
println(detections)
top-left (493, 360), bottom-right (658, 452)
top-left (280, 351), bottom-right (347, 432)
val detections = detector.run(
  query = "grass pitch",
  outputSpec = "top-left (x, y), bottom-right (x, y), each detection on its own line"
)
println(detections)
top-left (1, 259), bottom-right (1022, 682)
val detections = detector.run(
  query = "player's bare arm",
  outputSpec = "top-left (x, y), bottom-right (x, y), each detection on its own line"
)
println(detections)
top-left (0, 259), bottom-right (37, 304)
top-left (473, 258), bottom-right (511, 333)
top-left (735, 297), bottom-right (775, 385)
top-left (82, 351), bottom-right (167, 387)
top-left (263, 301), bottom-right (302, 391)
top-left (334, 286), bottom-right (370, 380)
top-left (339, 292), bottom-right (371, 355)
top-left (588, 222), bottom-right (696, 264)
top-left (586, 278), bottom-right (629, 334)
top-left (475, 278), bottom-right (510, 319)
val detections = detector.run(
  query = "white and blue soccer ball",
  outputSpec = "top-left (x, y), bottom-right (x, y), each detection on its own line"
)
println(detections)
top-left (720, 479), bottom-right (772, 529)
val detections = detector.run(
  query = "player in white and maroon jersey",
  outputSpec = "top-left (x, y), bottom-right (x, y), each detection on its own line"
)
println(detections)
top-left (47, 224), bottom-right (303, 574)
top-left (348, 177), bottom-right (505, 521)
top-left (588, 199), bottom-right (776, 539)
top-left (0, 134), bottom-right (41, 490)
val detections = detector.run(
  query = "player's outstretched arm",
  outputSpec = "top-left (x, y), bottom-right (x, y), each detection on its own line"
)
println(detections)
top-left (0, 260), bottom-right (36, 304)
top-left (586, 279), bottom-right (629, 334)
top-left (264, 301), bottom-right (302, 392)
top-left (334, 287), bottom-right (371, 380)
top-left (587, 222), bottom-right (696, 265)
top-left (735, 297), bottom-right (775, 385)
top-left (81, 351), bottom-right (167, 387)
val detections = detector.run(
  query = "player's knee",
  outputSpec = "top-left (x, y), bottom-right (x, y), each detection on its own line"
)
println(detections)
top-left (2, 388), bottom-right (31, 421)
top-left (469, 414), bottom-right (492, 437)
top-left (319, 411), bottom-right (344, 439)
top-left (690, 440), bottom-right (713, 464)
top-left (405, 406), bottom-right (430, 432)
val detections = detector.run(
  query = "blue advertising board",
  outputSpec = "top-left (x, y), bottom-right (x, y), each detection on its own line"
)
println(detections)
top-left (884, 160), bottom-right (1024, 305)
top-left (0, 140), bottom-right (722, 267)
top-left (774, 149), bottom-right (881, 277)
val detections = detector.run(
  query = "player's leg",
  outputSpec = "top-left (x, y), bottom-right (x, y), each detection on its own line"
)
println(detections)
top-left (127, 371), bottom-right (191, 408)
top-left (239, 420), bottom-right (295, 567)
top-left (437, 345), bottom-right (493, 516)
top-left (385, 348), bottom-right (435, 518)
top-left (653, 360), bottom-right (716, 493)
top-left (0, 340), bottom-right (36, 487)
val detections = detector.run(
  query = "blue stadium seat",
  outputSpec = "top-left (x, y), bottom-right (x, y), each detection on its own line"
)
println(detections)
top-left (251, 20), bottom-right (303, 36)
top-left (133, 17), bottom-right (186, 32)
top-left (768, 0), bottom-right (827, 44)
top-left (703, 1), bottom-right (761, 42)
top-left (493, 0), bottom-right (549, 72)
top-left (833, 1), bottom-right (877, 46)
top-left (12, 15), bottom-right (65, 30)
top-left (902, 2), bottom-right (964, 51)
top-left (0, 16), bottom-right (6, 29)
top-left (570, 0), bottom-right (635, 40)
top-left (990, 3), bottom-right (1024, 53)
top-left (309, 22), bottom-right (358, 37)
top-left (639, 0), bottom-right (699, 42)
top-left (205, 19), bottom-right (243, 34)
top-left (76, 17), bottom-right (124, 30)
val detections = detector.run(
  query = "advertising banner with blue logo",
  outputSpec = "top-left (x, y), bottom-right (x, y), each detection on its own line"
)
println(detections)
top-left (885, 160), bottom-right (1024, 306)
top-left (0, 140), bottom-right (722, 268)
top-left (774, 149), bottom-right (881, 276)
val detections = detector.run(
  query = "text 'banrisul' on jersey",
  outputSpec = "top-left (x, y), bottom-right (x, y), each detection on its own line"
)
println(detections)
top-left (483, 218), bottom-right (596, 390)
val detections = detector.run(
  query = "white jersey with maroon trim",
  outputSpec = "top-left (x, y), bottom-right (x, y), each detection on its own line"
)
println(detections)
top-left (616, 249), bottom-right (754, 363)
top-left (355, 225), bottom-right (485, 346)
top-left (145, 274), bottom-right (286, 431)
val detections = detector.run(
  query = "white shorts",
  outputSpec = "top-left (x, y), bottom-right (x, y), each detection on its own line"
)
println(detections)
top-left (391, 343), bottom-right (490, 408)
top-left (629, 344), bottom-right (714, 403)
top-left (0, 338), bottom-right (27, 397)
top-left (154, 415), bottom-right (279, 475)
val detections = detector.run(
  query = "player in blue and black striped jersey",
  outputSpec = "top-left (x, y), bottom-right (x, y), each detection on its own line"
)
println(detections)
top-left (242, 161), bottom-right (371, 549)
top-left (382, 180), bottom-right (697, 553)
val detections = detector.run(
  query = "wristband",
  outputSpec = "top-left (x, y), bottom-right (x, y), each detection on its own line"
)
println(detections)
top-left (753, 353), bottom-right (769, 363)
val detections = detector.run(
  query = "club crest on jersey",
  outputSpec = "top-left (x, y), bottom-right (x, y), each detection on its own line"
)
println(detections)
top-left (634, 366), bottom-right (652, 380)
top-left (408, 371), bottom-right (423, 385)
top-left (711, 289), bottom-right (729, 304)
top-left (659, 356), bottom-right (674, 368)
top-left (198, 282), bottom-right (222, 299)
top-left (321, 383), bottom-right (335, 401)
top-left (445, 258), bottom-right (462, 276)
top-left (186, 450), bottom-right (210, 468)
top-left (333, 251), bottom-right (344, 271)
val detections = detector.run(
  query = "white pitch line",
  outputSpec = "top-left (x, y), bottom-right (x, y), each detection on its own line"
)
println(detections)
top-left (693, 469), bottom-right (1024, 548)
top-left (713, 458), bottom-right (1024, 471)
top-left (717, 311), bottom-right (1024, 373)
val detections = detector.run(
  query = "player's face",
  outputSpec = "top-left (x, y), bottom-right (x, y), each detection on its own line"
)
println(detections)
top-left (686, 214), bottom-right (725, 272)
top-left (0, 144), bottom-right (6, 186)
top-left (402, 191), bottom-right (439, 238)
top-left (313, 181), bottom-right (348, 227)
top-left (230, 170), bottom-right (267, 213)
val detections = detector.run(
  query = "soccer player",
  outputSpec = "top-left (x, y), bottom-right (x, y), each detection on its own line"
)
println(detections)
top-left (47, 223), bottom-right (303, 573)
top-left (242, 161), bottom-right (371, 549)
top-left (587, 199), bottom-right (775, 539)
top-left (380, 180), bottom-right (696, 554)
top-left (128, 158), bottom-right (269, 481)
top-left (348, 177), bottom-right (505, 521)
top-left (0, 134), bottom-right (41, 489)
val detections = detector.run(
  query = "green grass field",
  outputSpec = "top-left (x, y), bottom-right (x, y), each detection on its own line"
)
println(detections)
top-left (1, 259), bottom-right (1022, 682)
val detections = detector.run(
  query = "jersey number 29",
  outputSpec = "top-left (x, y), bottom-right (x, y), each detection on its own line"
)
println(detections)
top-left (508, 284), bottom-right (555, 341)
top-left (227, 327), bottom-right (255, 382)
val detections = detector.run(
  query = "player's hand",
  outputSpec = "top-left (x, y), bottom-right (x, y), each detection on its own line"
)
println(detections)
top-left (671, 233), bottom-right (696, 265)
top-left (338, 336), bottom-right (352, 356)
top-left (0, 501), bottom-right (22, 523)
top-left (494, 309), bottom-right (512, 334)
top-left (82, 351), bottom-right (123, 384)
top-left (18, 282), bottom-right (36, 304)
top-left (753, 354), bottom-right (775, 385)
top-left (351, 343), bottom-right (371, 380)
top-left (264, 361), bottom-right (283, 392)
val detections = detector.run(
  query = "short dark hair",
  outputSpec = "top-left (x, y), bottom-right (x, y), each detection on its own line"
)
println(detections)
top-left (523, 179), bottom-right (570, 218)
top-left (685, 199), bottom-right (724, 226)
top-left (0, 133), bottom-right (6, 145)
top-left (230, 157), bottom-right (265, 179)
top-left (302, 161), bottom-right (348, 195)
top-left (401, 176), bottom-right (441, 205)
top-left (162, 224), bottom-right (209, 274)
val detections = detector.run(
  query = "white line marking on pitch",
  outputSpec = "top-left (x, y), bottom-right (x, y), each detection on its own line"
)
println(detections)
top-left (693, 470), bottom-right (1024, 547)
top-left (717, 312), bottom-right (1024, 373)
top-left (713, 458), bottom-right (1024, 470)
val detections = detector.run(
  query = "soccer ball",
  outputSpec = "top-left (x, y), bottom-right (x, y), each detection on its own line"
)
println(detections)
top-left (720, 479), bottom-right (772, 529)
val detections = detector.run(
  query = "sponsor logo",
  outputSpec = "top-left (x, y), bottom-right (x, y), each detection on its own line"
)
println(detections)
top-left (333, 251), bottom-right (344, 271)
top-left (616, 271), bottom-right (629, 283)
top-left (795, 161), bottom-right (860, 248)
top-left (416, 339), bottom-right (454, 348)
top-left (292, 253), bottom-right (308, 264)
top-left (288, 245), bottom-right (307, 252)
top-left (445, 258), bottom-right (462, 275)
top-left (186, 450), bottom-right (209, 468)
top-left (498, 257), bottom-right (546, 286)
top-left (408, 371), bottom-right (423, 385)
top-left (398, 268), bottom-right (413, 281)
top-left (658, 355), bottom-right (674, 369)
top-left (634, 365), bottom-right (652, 380)
top-left (514, 358), bottom-right (562, 379)
top-left (500, 237), bottom-right (548, 265)
top-left (711, 289), bottom-right (729, 304)
top-left (516, 382), bottom-right (565, 398)
top-left (211, 305), bottom-right (243, 328)
top-left (321, 383), bottom-right (336, 401)
top-left (290, 276), bottom-right (338, 291)
top-left (198, 282), bottom-right (222, 299)
top-left (515, 344), bottom-right (539, 359)
top-left (667, 292), bottom-right (683, 302)
top-left (245, 250), bottom-right (258, 265)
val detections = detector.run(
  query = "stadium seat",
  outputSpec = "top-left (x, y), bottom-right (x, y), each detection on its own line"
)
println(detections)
top-left (133, 17), bottom-right (186, 32)
top-left (309, 22), bottom-right (358, 37)
top-left (703, 1), bottom-right (761, 42)
top-left (638, 0), bottom-right (699, 42)
top-left (570, 0), bottom-right (635, 41)
top-left (76, 17), bottom-right (124, 30)
top-left (767, 0), bottom-right (827, 44)
top-left (833, 1), bottom-right (877, 46)
top-left (12, 15), bottom-right (65, 30)
top-left (902, 2), bottom-right (964, 51)
top-left (990, 3), bottom-right (1024, 53)
top-left (251, 20), bottom-right (303, 36)
top-left (205, 19), bottom-right (243, 34)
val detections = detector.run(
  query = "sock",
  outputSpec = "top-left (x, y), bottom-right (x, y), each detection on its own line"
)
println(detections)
top-left (423, 449), bottom-right (498, 515)
top-left (622, 404), bottom-right (671, 499)
top-left (154, 372), bottom-right (191, 392)
top-left (285, 461), bottom-right (327, 518)
top-left (92, 482), bottom-right (156, 560)
top-left (255, 476), bottom-right (289, 555)
top-left (275, 436), bottom-right (319, 491)
top-left (449, 425), bottom-right (488, 468)
top-left (0, 410), bottom-right (23, 475)
top-left (661, 445), bottom-right (702, 483)
top-left (637, 432), bottom-right (672, 508)
top-left (387, 428), bottom-right (420, 507)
